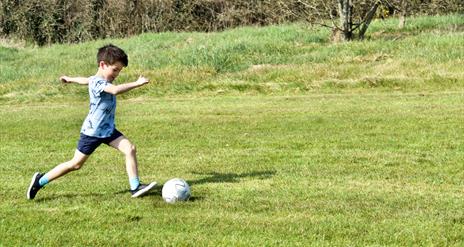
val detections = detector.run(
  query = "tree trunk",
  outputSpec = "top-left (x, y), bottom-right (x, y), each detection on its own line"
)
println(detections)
top-left (359, 1), bottom-right (380, 40)
top-left (398, 0), bottom-right (407, 29)
top-left (338, 0), bottom-right (353, 41)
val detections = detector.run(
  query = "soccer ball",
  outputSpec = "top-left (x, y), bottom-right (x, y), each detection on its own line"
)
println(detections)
top-left (162, 178), bottom-right (191, 203)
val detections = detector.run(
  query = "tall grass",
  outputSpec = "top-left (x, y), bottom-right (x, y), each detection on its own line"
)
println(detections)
top-left (1, 15), bottom-right (463, 103)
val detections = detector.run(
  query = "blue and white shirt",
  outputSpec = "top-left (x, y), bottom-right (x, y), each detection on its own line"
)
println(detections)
top-left (80, 76), bottom-right (116, 138)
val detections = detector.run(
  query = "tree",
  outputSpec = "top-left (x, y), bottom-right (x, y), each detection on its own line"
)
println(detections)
top-left (292, 0), bottom-right (398, 42)
top-left (332, 0), bottom-right (400, 41)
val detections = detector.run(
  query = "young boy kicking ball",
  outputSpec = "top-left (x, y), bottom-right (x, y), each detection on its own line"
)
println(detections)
top-left (27, 44), bottom-right (156, 199)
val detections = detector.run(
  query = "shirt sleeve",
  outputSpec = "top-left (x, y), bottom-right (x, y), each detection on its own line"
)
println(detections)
top-left (91, 78), bottom-right (111, 96)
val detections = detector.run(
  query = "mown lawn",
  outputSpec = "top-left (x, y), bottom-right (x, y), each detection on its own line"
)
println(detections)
top-left (1, 93), bottom-right (463, 245)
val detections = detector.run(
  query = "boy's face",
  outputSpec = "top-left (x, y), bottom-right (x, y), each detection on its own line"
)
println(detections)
top-left (99, 61), bottom-right (124, 82)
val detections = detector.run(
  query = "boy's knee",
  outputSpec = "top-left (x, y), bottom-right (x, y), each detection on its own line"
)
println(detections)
top-left (68, 159), bottom-right (85, 170)
top-left (72, 163), bottom-right (83, 170)
top-left (120, 144), bottom-right (136, 157)
top-left (125, 144), bottom-right (136, 156)
top-left (65, 162), bottom-right (82, 171)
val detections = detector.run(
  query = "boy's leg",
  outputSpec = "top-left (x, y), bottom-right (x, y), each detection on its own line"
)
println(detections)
top-left (109, 135), bottom-right (139, 181)
top-left (27, 149), bottom-right (88, 200)
top-left (109, 135), bottom-right (156, 197)
top-left (42, 149), bottom-right (89, 183)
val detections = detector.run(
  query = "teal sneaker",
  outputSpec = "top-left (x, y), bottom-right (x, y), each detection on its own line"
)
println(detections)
top-left (130, 182), bottom-right (157, 198)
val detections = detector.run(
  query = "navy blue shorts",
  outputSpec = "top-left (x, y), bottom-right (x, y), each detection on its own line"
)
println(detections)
top-left (77, 129), bottom-right (123, 155)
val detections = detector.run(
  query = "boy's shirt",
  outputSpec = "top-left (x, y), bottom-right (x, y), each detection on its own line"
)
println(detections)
top-left (80, 76), bottom-right (116, 138)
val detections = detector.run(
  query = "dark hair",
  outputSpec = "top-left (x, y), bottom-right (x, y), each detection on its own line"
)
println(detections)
top-left (97, 44), bottom-right (128, 67)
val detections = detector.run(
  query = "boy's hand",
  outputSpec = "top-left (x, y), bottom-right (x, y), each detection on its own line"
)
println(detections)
top-left (59, 76), bottom-right (89, 85)
top-left (136, 76), bottom-right (149, 86)
top-left (60, 76), bottom-right (72, 83)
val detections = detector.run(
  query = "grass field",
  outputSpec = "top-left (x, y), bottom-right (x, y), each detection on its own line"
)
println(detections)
top-left (1, 15), bottom-right (464, 246)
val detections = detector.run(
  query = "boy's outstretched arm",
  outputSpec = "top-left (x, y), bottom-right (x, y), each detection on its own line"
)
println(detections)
top-left (60, 76), bottom-right (89, 85)
top-left (103, 76), bottom-right (149, 95)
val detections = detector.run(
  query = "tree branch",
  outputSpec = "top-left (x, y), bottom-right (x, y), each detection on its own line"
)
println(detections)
top-left (358, 0), bottom-right (380, 39)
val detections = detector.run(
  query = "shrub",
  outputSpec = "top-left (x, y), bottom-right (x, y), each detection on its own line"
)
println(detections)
top-left (1, 0), bottom-right (462, 46)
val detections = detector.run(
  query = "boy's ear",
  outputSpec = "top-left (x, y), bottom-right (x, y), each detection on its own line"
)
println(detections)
top-left (98, 61), bottom-right (107, 69)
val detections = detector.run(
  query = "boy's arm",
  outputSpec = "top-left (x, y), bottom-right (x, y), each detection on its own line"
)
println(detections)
top-left (103, 76), bottom-right (149, 95)
top-left (60, 76), bottom-right (89, 85)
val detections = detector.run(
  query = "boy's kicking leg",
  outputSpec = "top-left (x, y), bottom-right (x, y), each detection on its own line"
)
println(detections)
top-left (27, 149), bottom-right (89, 200)
top-left (109, 135), bottom-right (156, 197)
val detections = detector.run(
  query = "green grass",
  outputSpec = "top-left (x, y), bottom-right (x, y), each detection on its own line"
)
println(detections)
top-left (1, 94), bottom-right (463, 245)
top-left (1, 14), bottom-right (463, 102)
top-left (1, 14), bottom-right (464, 245)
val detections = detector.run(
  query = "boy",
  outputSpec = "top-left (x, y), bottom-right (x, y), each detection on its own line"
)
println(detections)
top-left (27, 44), bottom-right (156, 199)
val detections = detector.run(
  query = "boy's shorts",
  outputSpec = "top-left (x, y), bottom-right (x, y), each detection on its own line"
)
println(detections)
top-left (77, 129), bottom-right (123, 155)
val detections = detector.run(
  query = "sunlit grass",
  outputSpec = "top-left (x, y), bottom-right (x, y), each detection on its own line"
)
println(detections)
top-left (1, 15), bottom-right (463, 102)
top-left (0, 14), bottom-right (463, 246)
top-left (1, 93), bottom-right (463, 245)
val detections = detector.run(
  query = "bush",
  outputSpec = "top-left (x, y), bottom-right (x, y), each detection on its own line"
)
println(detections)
top-left (1, 0), bottom-right (462, 46)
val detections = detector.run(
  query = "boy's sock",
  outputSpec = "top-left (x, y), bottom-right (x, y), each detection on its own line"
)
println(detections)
top-left (129, 177), bottom-right (140, 190)
top-left (38, 174), bottom-right (49, 187)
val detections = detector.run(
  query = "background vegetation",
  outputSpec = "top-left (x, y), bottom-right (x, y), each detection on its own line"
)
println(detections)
top-left (1, 14), bottom-right (463, 103)
top-left (0, 13), bottom-right (463, 246)
top-left (1, 0), bottom-right (463, 45)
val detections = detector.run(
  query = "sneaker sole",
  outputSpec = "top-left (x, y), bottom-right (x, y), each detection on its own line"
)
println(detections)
top-left (131, 182), bottom-right (157, 198)
top-left (27, 172), bottom-right (40, 200)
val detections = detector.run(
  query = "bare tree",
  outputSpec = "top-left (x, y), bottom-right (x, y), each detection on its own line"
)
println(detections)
top-left (337, 0), bottom-right (353, 41)
top-left (398, 0), bottom-right (407, 29)
top-left (335, 0), bottom-right (400, 41)
top-left (291, 0), bottom-right (398, 42)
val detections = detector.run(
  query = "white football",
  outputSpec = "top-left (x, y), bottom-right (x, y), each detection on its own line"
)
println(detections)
top-left (162, 178), bottom-right (191, 203)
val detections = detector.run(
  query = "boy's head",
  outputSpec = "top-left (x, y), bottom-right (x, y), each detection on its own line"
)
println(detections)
top-left (96, 44), bottom-right (128, 82)
top-left (97, 44), bottom-right (128, 67)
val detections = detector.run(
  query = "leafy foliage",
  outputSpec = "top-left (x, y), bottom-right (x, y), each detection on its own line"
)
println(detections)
top-left (0, 0), bottom-right (462, 45)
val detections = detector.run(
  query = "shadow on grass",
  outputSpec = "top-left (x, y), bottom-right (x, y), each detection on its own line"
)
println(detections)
top-left (187, 170), bottom-right (276, 185)
top-left (36, 170), bottom-right (275, 201)
top-left (114, 185), bottom-right (204, 201)
top-left (35, 192), bottom-right (107, 202)
top-left (128, 170), bottom-right (277, 200)
top-left (113, 184), bottom-right (162, 197)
